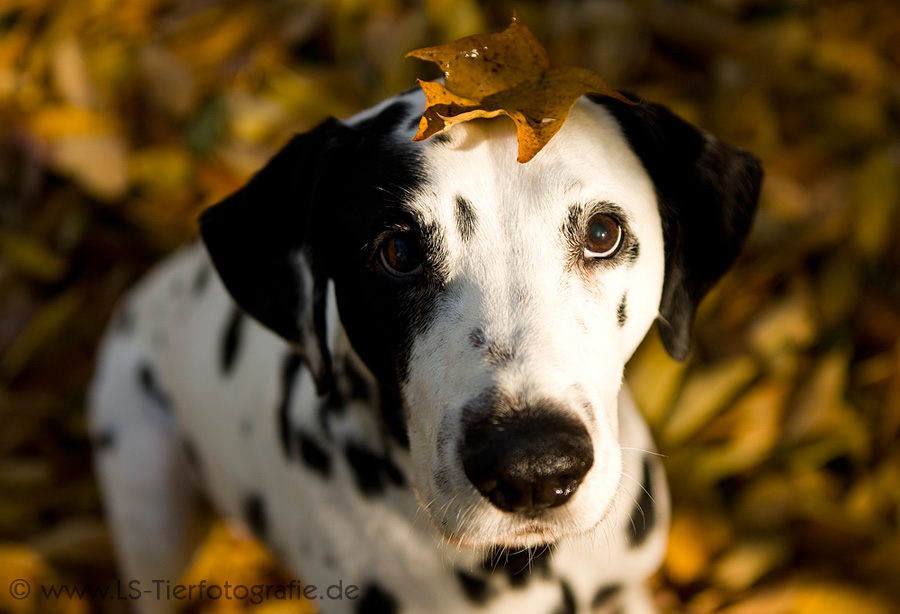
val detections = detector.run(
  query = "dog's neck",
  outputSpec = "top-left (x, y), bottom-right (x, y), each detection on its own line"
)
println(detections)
top-left (325, 321), bottom-right (410, 450)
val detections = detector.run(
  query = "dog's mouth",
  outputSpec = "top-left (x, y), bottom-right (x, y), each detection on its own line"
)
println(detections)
top-left (438, 522), bottom-right (563, 550)
top-left (418, 470), bottom-right (618, 551)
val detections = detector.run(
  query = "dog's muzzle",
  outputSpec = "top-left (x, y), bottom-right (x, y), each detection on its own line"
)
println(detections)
top-left (461, 404), bottom-right (594, 515)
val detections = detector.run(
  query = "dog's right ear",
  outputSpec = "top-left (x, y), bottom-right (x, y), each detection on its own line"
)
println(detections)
top-left (199, 118), bottom-right (350, 394)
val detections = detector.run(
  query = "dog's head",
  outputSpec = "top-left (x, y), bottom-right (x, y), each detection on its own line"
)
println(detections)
top-left (200, 88), bottom-right (761, 549)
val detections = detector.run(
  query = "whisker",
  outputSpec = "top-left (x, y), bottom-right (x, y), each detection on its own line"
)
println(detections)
top-left (619, 447), bottom-right (667, 459)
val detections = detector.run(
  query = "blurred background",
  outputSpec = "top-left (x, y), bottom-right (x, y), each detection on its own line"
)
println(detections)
top-left (0, 0), bottom-right (898, 613)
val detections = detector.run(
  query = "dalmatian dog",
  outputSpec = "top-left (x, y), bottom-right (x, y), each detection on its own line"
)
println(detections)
top-left (89, 86), bottom-right (761, 614)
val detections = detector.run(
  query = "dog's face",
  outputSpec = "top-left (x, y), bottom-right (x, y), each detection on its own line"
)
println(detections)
top-left (200, 89), bottom-right (761, 549)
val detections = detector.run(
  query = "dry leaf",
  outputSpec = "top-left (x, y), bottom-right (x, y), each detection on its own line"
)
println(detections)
top-left (694, 380), bottom-right (788, 483)
top-left (712, 539), bottom-right (790, 592)
top-left (664, 511), bottom-right (730, 585)
top-left (718, 581), bottom-right (894, 614)
top-left (52, 37), bottom-right (94, 107)
top-left (0, 231), bottom-right (67, 282)
top-left (406, 17), bottom-right (634, 162)
top-left (662, 355), bottom-right (758, 446)
top-left (625, 330), bottom-right (688, 428)
top-left (51, 134), bottom-right (129, 201)
top-left (0, 289), bottom-right (83, 382)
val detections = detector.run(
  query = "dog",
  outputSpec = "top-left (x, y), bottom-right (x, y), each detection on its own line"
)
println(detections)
top-left (89, 86), bottom-right (761, 614)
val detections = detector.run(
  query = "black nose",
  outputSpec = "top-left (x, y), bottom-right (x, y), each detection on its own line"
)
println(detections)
top-left (461, 407), bottom-right (594, 515)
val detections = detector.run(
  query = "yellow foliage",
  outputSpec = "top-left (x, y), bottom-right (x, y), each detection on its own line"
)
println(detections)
top-left (662, 356), bottom-right (758, 446)
top-left (664, 512), bottom-right (730, 585)
top-left (719, 582), bottom-right (894, 614)
top-left (1, 3), bottom-right (899, 614)
top-left (179, 523), bottom-right (316, 614)
top-left (0, 544), bottom-right (87, 614)
top-left (51, 134), bottom-right (130, 202)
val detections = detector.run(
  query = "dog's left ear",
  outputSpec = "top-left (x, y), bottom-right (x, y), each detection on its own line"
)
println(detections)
top-left (594, 95), bottom-right (763, 361)
top-left (199, 118), bottom-right (350, 394)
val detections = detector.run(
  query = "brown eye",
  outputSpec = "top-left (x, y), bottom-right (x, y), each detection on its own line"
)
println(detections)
top-left (380, 233), bottom-right (424, 277)
top-left (584, 213), bottom-right (623, 259)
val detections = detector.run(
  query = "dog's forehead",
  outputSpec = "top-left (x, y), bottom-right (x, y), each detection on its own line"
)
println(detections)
top-left (349, 91), bottom-right (658, 232)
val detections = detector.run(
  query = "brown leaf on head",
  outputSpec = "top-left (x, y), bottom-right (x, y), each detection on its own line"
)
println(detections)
top-left (406, 17), bottom-right (635, 163)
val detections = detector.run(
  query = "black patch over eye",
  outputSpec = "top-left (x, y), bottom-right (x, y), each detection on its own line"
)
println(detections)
top-left (584, 213), bottom-right (624, 259)
top-left (379, 233), bottom-right (424, 277)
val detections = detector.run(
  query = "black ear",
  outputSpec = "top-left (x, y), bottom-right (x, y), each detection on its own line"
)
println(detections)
top-left (199, 118), bottom-right (349, 393)
top-left (593, 95), bottom-right (762, 361)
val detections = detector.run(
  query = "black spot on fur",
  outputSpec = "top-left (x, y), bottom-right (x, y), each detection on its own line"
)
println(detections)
top-left (296, 431), bottom-right (331, 477)
top-left (355, 583), bottom-right (398, 614)
top-left (469, 328), bottom-right (515, 365)
top-left (93, 430), bottom-right (116, 451)
top-left (563, 204), bottom-right (583, 247)
top-left (323, 551), bottom-right (337, 568)
top-left (483, 545), bottom-right (552, 587)
top-left (317, 384), bottom-right (345, 439)
top-left (344, 443), bottom-right (407, 495)
top-left (554, 581), bottom-right (577, 614)
top-left (277, 352), bottom-right (304, 458)
top-left (485, 342), bottom-right (516, 366)
top-left (193, 262), bottom-right (211, 295)
top-left (456, 570), bottom-right (491, 604)
top-left (220, 308), bottom-right (244, 374)
top-left (625, 240), bottom-right (640, 266)
top-left (243, 494), bottom-right (268, 539)
top-left (627, 457), bottom-right (657, 547)
top-left (345, 444), bottom-right (386, 496)
top-left (617, 294), bottom-right (627, 327)
top-left (114, 305), bottom-right (135, 335)
top-left (300, 538), bottom-right (312, 555)
top-left (382, 455), bottom-right (406, 487)
top-left (455, 195), bottom-right (477, 241)
top-left (379, 389), bottom-right (409, 449)
top-left (591, 584), bottom-right (622, 610)
top-left (137, 363), bottom-right (172, 411)
top-left (432, 132), bottom-right (452, 144)
top-left (181, 438), bottom-right (203, 478)
top-left (343, 358), bottom-right (374, 402)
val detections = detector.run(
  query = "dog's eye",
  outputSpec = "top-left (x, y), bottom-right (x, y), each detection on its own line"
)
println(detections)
top-left (380, 233), bottom-right (424, 277)
top-left (584, 214), bottom-right (623, 259)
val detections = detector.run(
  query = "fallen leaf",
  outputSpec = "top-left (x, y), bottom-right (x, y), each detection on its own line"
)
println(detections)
top-left (664, 511), bottom-right (731, 585)
top-left (0, 230), bottom-right (67, 282)
top-left (712, 539), bottom-right (790, 592)
top-left (625, 330), bottom-right (689, 428)
top-left (850, 151), bottom-right (900, 263)
top-left (718, 581), bottom-right (894, 614)
top-left (662, 355), bottom-right (758, 446)
top-left (406, 16), bottom-right (634, 162)
top-left (0, 289), bottom-right (83, 382)
top-left (50, 134), bottom-right (129, 201)
top-left (52, 37), bottom-right (94, 107)
top-left (694, 379), bottom-right (788, 483)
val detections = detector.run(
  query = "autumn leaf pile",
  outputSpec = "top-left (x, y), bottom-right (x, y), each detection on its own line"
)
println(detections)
top-left (1, 2), bottom-right (900, 614)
